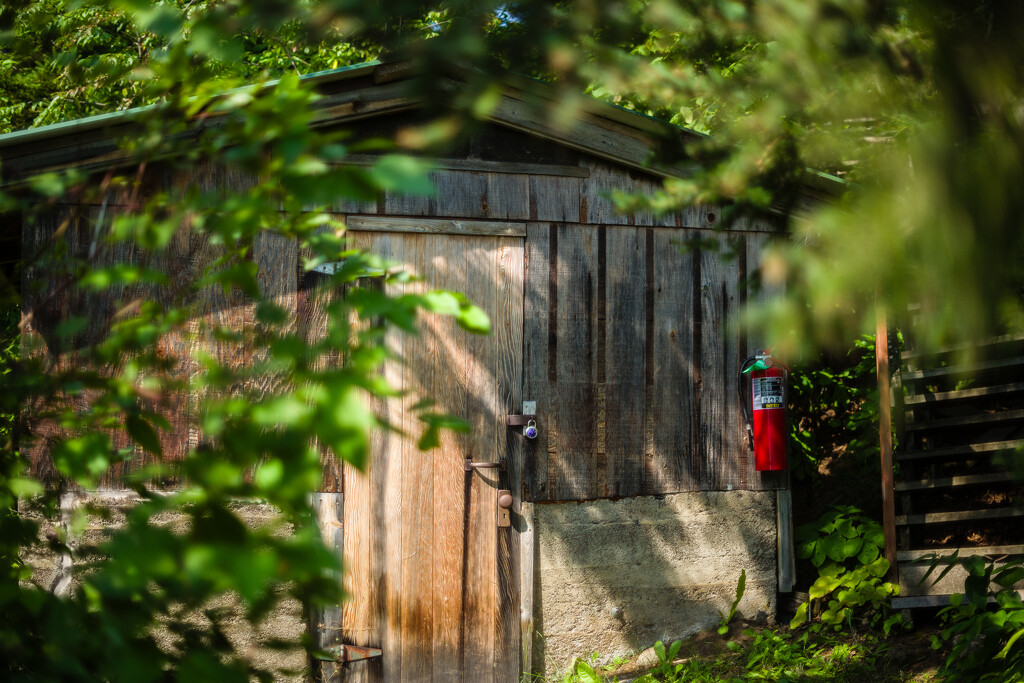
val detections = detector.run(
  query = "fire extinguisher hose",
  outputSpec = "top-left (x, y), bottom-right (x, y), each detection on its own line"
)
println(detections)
top-left (738, 355), bottom-right (759, 450)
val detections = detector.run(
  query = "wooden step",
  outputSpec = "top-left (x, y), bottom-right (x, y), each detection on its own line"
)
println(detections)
top-left (897, 544), bottom-right (1024, 562)
top-left (897, 439), bottom-right (1024, 463)
top-left (892, 590), bottom-right (1024, 610)
top-left (905, 381), bottom-right (1024, 407)
top-left (896, 506), bottom-right (1024, 526)
top-left (901, 334), bottom-right (1024, 363)
top-left (902, 356), bottom-right (1024, 383)
top-left (895, 472), bottom-right (1016, 492)
top-left (903, 407), bottom-right (1024, 432)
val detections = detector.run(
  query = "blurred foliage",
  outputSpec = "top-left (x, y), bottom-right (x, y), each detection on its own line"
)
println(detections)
top-left (3, 0), bottom-right (1024, 679)
top-left (0, 1), bottom-right (493, 680)
top-left (787, 335), bottom-right (880, 484)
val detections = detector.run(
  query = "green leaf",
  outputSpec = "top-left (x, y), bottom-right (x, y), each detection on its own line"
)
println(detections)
top-left (790, 602), bottom-right (809, 629)
top-left (126, 414), bottom-right (163, 457)
top-left (369, 155), bottom-right (436, 196)
top-left (856, 541), bottom-right (879, 565)
top-left (571, 658), bottom-right (602, 683)
top-left (995, 627), bottom-right (1024, 659)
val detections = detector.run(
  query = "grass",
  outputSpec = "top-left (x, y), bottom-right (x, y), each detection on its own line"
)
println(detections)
top-left (543, 620), bottom-right (943, 683)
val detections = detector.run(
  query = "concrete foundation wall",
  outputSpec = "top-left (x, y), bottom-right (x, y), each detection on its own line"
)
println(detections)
top-left (531, 490), bottom-right (778, 677)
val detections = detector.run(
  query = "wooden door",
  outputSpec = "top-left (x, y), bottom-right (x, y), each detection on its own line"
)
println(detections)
top-left (337, 229), bottom-right (524, 683)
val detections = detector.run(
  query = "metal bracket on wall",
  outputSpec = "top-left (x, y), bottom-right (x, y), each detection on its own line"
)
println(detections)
top-left (325, 644), bottom-right (383, 665)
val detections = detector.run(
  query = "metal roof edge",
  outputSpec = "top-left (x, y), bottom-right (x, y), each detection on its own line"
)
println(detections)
top-left (0, 60), bottom-right (383, 151)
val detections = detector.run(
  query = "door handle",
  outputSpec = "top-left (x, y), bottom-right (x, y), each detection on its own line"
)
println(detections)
top-left (464, 458), bottom-right (505, 472)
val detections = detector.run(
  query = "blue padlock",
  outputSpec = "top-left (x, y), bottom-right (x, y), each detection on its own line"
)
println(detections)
top-left (524, 419), bottom-right (538, 439)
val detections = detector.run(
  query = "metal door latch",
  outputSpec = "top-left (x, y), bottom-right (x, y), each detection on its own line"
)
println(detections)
top-left (506, 400), bottom-right (538, 438)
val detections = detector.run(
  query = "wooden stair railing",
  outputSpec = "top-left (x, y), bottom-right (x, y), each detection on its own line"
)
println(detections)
top-left (881, 330), bottom-right (1024, 609)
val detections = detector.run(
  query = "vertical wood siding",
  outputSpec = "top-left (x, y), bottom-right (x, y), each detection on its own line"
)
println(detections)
top-left (522, 222), bottom-right (782, 501)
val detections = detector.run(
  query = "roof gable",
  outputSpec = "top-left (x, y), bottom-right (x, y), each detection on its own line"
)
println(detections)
top-left (0, 60), bottom-right (693, 185)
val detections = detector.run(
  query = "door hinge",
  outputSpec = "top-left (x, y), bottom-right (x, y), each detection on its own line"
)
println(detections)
top-left (325, 644), bottom-right (383, 664)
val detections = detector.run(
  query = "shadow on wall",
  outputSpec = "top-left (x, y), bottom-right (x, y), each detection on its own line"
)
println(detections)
top-left (528, 492), bottom-right (777, 676)
top-left (22, 185), bottom-right (785, 680)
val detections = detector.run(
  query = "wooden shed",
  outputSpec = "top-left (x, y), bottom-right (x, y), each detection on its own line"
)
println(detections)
top-left (2, 61), bottom-right (802, 681)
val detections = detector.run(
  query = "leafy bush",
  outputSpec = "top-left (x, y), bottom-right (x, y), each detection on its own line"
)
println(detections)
top-left (933, 556), bottom-right (1024, 682)
top-left (792, 506), bottom-right (902, 632)
top-left (787, 335), bottom-right (881, 483)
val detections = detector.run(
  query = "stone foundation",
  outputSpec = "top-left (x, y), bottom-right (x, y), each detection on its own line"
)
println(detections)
top-left (531, 490), bottom-right (778, 677)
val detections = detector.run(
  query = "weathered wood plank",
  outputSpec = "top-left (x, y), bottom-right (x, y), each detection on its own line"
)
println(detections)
top-left (603, 226), bottom-right (647, 497)
top-left (423, 231), bottom-right (466, 682)
top-left (486, 173), bottom-right (530, 221)
top-left (494, 237), bottom-right (524, 683)
top-left (251, 230), bottom-right (298, 399)
top-left (369, 231), bottom-right (406, 683)
top-left (649, 229), bottom-right (698, 493)
top-left (896, 507), bottom-right (1024, 525)
top-left (522, 222), bottom-right (552, 502)
top-left (298, 225), bottom-right (346, 493)
top-left (462, 236), bottom-right (498, 682)
top-left (777, 489), bottom-right (795, 592)
top-left (347, 215), bottom-right (526, 237)
top-left (151, 213), bottom-right (193, 485)
top-left (486, 94), bottom-right (658, 173)
top-left (341, 155), bottom-right (591, 178)
top-left (528, 175), bottom-right (582, 223)
top-left (310, 492), bottom-right (345, 683)
top-left (697, 233), bottom-right (742, 491)
top-left (551, 224), bottom-right (599, 500)
top-left (431, 169), bottom-right (489, 219)
top-left (398, 233), bottom-right (434, 683)
top-left (518, 501), bottom-right (535, 679)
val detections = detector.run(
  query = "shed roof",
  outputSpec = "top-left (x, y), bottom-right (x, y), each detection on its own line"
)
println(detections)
top-left (0, 58), bottom-right (843, 204)
top-left (0, 60), bottom-right (699, 181)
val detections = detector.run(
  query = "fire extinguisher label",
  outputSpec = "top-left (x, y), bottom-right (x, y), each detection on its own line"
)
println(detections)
top-left (753, 376), bottom-right (784, 409)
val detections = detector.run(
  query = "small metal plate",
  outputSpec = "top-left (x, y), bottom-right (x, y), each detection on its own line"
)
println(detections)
top-left (523, 400), bottom-right (537, 415)
top-left (497, 490), bottom-right (511, 528)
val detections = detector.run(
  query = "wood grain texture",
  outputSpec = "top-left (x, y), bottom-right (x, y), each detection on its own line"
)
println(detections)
top-left (251, 230), bottom-right (298, 400)
top-left (340, 228), bottom-right (524, 682)
top-left (298, 225), bottom-right (346, 493)
top-left (696, 234), bottom-right (742, 491)
top-left (426, 232), bottom-right (467, 682)
top-left (310, 492), bottom-right (346, 683)
top-left (581, 158), bottom-right (657, 227)
top-left (398, 233), bottom-right (434, 683)
top-left (461, 235), bottom-right (498, 683)
top-left (347, 215), bottom-right (526, 237)
top-left (522, 223), bottom-right (551, 502)
top-left (518, 501), bottom-right (535, 678)
top-left (528, 175), bottom-right (582, 223)
top-left (649, 229), bottom-right (698, 493)
top-left (485, 173), bottom-right (530, 221)
top-left (494, 237), bottom-right (524, 683)
top-left (603, 226), bottom-right (647, 497)
top-left (551, 224), bottom-right (599, 500)
top-left (432, 170), bottom-right (489, 219)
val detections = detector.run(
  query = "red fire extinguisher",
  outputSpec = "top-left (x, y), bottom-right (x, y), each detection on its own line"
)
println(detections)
top-left (739, 351), bottom-right (788, 471)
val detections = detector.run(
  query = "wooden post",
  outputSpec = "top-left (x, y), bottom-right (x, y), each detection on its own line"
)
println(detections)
top-left (875, 309), bottom-right (898, 580)
top-left (519, 501), bottom-right (535, 679)
top-left (309, 492), bottom-right (345, 683)
top-left (776, 489), bottom-right (795, 593)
